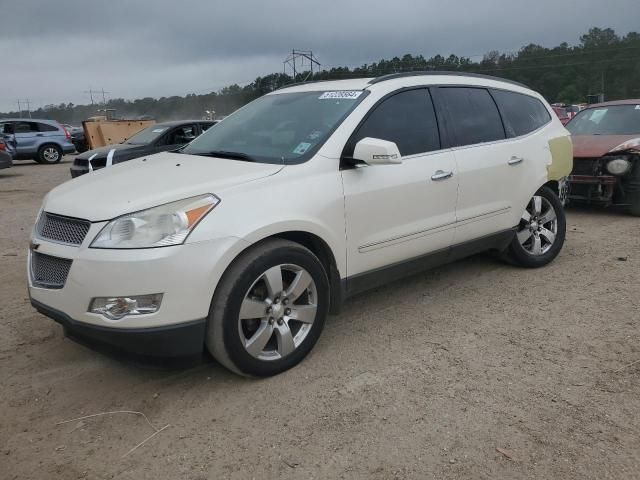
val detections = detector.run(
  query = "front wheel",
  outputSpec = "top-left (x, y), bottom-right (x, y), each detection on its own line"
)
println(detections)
top-left (206, 239), bottom-right (329, 377)
top-left (628, 192), bottom-right (640, 217)
top-left (503, 186), bottom-right (566, 268)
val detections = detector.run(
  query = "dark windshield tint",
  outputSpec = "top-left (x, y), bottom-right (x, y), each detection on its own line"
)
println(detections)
top-left (126, 125), bottom-right (169, 145)
top-left (567, 105), bottom-right (640, 135)
top-left (439, 87), bottom-right (505, 146)
top-left (182, 91), bottom-right (366, 164)
top-left (346, 88), bottom-right (440, 157)
top-left (492, 90), bottom-right (551, 137)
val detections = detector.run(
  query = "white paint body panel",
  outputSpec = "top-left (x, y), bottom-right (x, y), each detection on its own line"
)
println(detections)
top-left (29, 74), bottom-right (569, 331)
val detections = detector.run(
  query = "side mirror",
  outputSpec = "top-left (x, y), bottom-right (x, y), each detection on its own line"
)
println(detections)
top-left (352, 137), bottom-right (402, 166)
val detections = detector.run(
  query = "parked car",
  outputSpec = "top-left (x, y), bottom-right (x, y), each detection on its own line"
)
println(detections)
top-left (0, 119), bottom-right (75, 163)
top-left (70, 128), bottom-right (88, 153)
top-left (552, 106), bottom-right (570, 125)
top-left (29, 72), bottom-right (571, 376)
top-left (565, 99), bottom-right (640, 215)
top-left (70, 120), bottom-right (217, 177)
top-left (564, 104), bottom-right (583, 120)
top-left (0, 139), bottom-right (12, 170)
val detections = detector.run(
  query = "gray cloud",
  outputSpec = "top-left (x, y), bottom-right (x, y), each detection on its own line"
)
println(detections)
top-left (1, 0), bottom-right (637, 112)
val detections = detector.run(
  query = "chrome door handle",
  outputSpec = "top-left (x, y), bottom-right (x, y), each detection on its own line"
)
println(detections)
top-left (508, 156), bottom-right (524, 165)
top-left (431, 170), bottom-right (453, 181)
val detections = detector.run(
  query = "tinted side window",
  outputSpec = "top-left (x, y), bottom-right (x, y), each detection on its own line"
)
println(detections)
top-left (14, 122), bottom-right (39, 133)
top-left (491, 90), bottom-right (551, 137)
top-left (348, 89), bottom-right (440, 156)
top-left (438, 87), bottom-right (505, 147)
top-left (37, 122), bottom-right (59, 132)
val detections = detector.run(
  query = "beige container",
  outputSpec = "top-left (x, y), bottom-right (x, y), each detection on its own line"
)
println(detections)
top-left (82, 119), bottom-right (155, 150)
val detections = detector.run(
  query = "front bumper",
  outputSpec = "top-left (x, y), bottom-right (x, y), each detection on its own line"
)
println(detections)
top-left (567, 174), bottom-right (618, 204)
top-left (32, 298), bottom-right (206, 361)
top-left (0, 154), bottom-right (12, 170)
top-left (29, 232), bottom-right (249, 358)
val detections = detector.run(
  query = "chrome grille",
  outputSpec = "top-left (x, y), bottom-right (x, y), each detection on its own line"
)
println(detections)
top-left (30, 252), bottom-right (72, 289)
top-left (37, 212), bottom-right (91, 246)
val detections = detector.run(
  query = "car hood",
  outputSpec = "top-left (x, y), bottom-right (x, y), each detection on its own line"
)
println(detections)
top-left (572, 134), bottom-right (640, 158)
top-left (75, 143), bottom-right (147, 160)
top-left (45, 152), bottom-right (284, 221)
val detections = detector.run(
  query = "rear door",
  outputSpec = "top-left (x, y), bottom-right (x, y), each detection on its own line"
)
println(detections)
top-left (13, 121), bottom-right (40, 155)
top-left (341, 88), bottom-right (458, 280)
top-left (433, 86), bottom-right (530, 244)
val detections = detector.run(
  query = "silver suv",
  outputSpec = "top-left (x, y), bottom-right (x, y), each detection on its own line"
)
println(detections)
top-left (0, 119), bottom-right (75, 163)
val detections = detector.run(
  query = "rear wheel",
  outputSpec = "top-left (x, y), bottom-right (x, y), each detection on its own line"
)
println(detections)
top-left (206, 239), bottom-right (329, 377)
top-left (36, 144), bottom-right (62, 164)
top-left (503, 186), bottom-right (566, 268)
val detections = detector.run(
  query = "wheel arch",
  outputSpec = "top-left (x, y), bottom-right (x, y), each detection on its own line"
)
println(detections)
top-left (214, 230), bottom-right (344, 316)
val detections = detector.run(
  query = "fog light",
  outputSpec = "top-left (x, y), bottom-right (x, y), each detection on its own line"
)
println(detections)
top-left (606, 157), bottom-right (631, 175)
top-left (89, 294), bottom-right (163, 320)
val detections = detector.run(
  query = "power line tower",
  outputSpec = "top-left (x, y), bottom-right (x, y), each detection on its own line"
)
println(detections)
top-left (283, 50), bottom-right (321, 82)
top-left (84, 87), bottom-right (110, 105)
top-left (16, 99), bottom-right (32, 118)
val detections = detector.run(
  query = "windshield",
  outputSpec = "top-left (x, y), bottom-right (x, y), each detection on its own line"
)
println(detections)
top-left (181, 90), bottom-right (367, 164)
top-left (567, 105), bottom-right (640, 135)
top-left (126, 125), bottom-right (169, 145)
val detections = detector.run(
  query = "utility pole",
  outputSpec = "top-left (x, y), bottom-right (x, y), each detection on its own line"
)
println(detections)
top-left (100, 88), bottom-right (110, 104)
top-left (17, 99), bottom-right (22, 118)
top-left (283, 50), bottom-right (321, 83)
top-left (85, 87), bottom-right (95, 105)
top-left (24, 99), bottom-right (32, 118)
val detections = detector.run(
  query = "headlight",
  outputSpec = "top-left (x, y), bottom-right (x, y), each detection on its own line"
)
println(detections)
top-left (606, 157), bottom-right (632, 176)
top-left (91, 194), bottom-right (220, 249)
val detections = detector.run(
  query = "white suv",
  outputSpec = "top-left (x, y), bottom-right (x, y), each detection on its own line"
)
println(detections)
top-left (29, 72), bottom-right (572, 376)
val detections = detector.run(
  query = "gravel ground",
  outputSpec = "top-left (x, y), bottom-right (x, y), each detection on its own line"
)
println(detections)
top-left (1, 158), bottom-right (639, 480)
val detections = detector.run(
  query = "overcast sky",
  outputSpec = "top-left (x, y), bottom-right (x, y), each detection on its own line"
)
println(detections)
top-left (0, 0), bottom-right (637, 113)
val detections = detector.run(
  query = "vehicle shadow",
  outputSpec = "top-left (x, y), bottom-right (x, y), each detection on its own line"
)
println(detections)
top-left (566, 202), bottom-right (630, 217)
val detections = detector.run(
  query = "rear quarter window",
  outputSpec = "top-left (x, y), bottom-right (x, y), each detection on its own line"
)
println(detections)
top-left (37, 123), bottom-right (60, 132)
top-left (438, 87), bottom-right (505, 147)
top-left (491, 90), bottom-right (551, 137)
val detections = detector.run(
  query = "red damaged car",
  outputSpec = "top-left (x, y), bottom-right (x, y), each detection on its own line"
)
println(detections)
top-left (566, 99), bottom-right (640, 215)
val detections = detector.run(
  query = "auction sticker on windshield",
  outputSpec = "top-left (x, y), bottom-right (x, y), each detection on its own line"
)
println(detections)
top-left (319, 91), bottom-right (363, 100)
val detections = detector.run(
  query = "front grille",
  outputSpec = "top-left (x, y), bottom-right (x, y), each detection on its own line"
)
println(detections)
top-left (36, 212), bottom-right (91, 246)
top-left (30, 252), bottom-right (72, 289)
top-left (572, 158), bottom-right (601, 176)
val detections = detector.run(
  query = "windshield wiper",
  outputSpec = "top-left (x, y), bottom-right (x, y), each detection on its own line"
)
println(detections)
top-left (189, 150), bottom-right (256, 161)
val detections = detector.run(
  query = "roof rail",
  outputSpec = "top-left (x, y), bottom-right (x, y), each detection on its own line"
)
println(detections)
top-left (367, 71), bottom-right (529, 88)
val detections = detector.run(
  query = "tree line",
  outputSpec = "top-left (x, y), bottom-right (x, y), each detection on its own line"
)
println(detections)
top-left (2, 27), bottom-right (639, 124)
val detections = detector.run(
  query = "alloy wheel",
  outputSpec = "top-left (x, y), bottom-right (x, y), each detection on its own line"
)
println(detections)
top-left (517, 195), bottom-right (558, 255)
top-left (238, 264), bottom-right (318, 361)
top-left (43, 147), bottom-right (60, 162)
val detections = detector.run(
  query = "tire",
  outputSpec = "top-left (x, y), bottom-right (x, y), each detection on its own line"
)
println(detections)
top-left (206, 239), bottom-right (330, 377)
top-left (628, 193), bottom-right (640, 217)
top-left (36, 144), bottom-right (63, 164)
top-left (503, 186), bottom-right (566, 268)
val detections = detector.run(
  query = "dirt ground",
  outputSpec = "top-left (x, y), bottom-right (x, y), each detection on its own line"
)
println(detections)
top-left (1, 157), bottom-right (639, 480)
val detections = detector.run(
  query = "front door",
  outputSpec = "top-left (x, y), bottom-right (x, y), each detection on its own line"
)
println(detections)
top-left (341, 88), bottom-right (459, 283)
